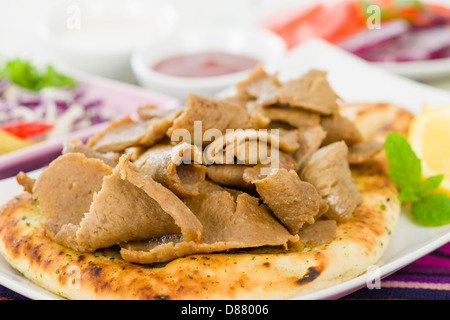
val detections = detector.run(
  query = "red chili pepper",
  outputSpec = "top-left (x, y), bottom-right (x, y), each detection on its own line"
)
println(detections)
top-left (0, 121), bottom-right (54, 138)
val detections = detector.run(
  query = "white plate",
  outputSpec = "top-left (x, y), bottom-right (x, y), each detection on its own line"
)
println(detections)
top-left (0, 169), bottom-right (60, 300)
top-left (0, 39), bottom-right (449, 300)
top-left (375, 57), bottom-right (450, 82)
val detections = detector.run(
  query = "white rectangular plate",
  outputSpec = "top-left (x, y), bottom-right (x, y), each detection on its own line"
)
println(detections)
top-left (0, 39), bottom-right (449, 300)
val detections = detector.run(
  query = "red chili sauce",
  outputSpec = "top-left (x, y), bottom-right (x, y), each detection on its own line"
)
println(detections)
top-left (152, 51), bottom-right (260, 78)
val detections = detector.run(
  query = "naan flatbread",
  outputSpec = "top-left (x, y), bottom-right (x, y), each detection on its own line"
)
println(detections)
top-left (0, 159), bottom-right (399, 299)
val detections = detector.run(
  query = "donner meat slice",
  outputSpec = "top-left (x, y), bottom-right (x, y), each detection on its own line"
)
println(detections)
top-left (133, 143), bottom-right (207, 198)
top-left (167, 93), bottom-right (252, 146)
top-left (120, 191), bottom-right (299, 264)
top-left (32, 153), bottom-right (202, 252)
top-left (300, 141), bottom-right (363, 222)
top-left (245, 168), bottom-right (328, 234)
top-left (87, 106), bottom-right (182, 152)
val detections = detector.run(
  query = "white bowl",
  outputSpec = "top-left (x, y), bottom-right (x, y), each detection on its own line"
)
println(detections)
top-left (36, 0), bottom-right (179, 83)
top-left (130, 26), bottom-right (287, 100)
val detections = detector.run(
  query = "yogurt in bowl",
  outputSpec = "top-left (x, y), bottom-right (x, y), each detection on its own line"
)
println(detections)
top-left (37, 0), bottom-right (179, 83)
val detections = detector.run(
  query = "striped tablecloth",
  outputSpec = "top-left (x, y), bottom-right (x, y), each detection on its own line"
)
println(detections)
top-left (1, 242), bottom-right (449, 300)
top-left (343, 242), bottom-right (450, 300)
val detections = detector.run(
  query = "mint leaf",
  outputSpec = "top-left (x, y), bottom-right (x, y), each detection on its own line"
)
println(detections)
top-left (398, 187), bottom-right (421, 202)
top-left (41, 65), bottom-right (76, 89)
top-left (0, 59), bottom-right (42, 91)
top-left (0, 58), bottom-right (76, 91)
top-left (384, 131), bottom-right (450, 226)
top-left (419, 174), bottom-right (444, 197)
top-left (411, 193), bottom-right (450, 226)
top-left (384, 131), bottom-right (422, 194)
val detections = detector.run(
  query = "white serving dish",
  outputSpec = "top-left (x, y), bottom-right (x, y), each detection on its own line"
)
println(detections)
top-left (0, 39), bottom-right (449, 300)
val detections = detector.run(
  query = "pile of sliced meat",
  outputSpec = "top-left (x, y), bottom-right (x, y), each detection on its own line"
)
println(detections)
top-left (17, 66), bottom-right (383, 264)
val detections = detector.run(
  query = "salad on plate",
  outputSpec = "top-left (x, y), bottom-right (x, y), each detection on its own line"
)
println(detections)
top-left (263, 0), bottom-right (450, 63)
top-left (0, 59), bottom-right (114, 155)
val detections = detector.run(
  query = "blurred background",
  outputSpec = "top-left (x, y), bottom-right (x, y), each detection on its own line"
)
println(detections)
top-left (0, 0), bottom-right (296, 77)
top-left (0, 0), bottom-right (297, 59)
top-left (2, 0), bottom-right (450, 93)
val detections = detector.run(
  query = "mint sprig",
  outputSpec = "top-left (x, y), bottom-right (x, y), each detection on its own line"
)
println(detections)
top-left (0, 59), bottom-right (76, 91)
top-left (385, 131), bottom-right (450, 226)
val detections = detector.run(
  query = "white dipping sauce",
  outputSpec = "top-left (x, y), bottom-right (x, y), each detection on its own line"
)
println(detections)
top-left (39, 0), bottom-right (179, 81)
top-left (53, 17), bottom-right (163, 53)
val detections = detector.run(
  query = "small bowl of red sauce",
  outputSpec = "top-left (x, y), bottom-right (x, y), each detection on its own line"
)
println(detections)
top-left (131, 26), bottom-right (286, 100)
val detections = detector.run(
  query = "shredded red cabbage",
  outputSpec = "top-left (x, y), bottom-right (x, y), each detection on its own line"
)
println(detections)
top-left (338, 19), bottom-right (450, 63)
top-left (0, 81), bottom-right (113, 138)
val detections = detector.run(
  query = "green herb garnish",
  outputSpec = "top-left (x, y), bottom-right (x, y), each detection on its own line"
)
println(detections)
top-left (0, 58), bottom-right (76, 91)
top-left (385, 131), bottom-right (450, 226)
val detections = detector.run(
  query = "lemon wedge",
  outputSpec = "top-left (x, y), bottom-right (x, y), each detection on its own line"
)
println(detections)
top-left (408, 105), bottom-right (450, 195)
